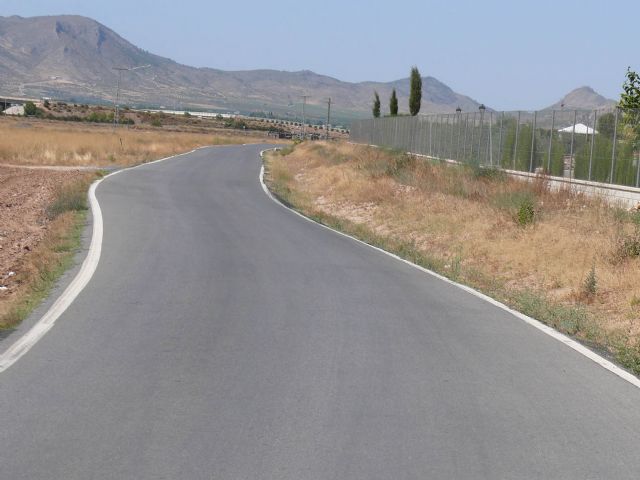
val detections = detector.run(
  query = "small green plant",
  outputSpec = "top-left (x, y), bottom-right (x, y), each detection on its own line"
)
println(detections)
top-left (516, 197), bottom-right (535, 226)
top-left (611, 231), bottom-right (640, 263)
top-left (151, 118), bottom-right (162, 127)
top-left (473, 165), bottom-right (506, 182)
top-left (582, 263), bottom-right (597, 299)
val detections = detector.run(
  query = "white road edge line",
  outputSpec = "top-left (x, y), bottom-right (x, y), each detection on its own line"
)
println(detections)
top-left (258, 148), bottom-right (640, 390)
top-left (0, 146), bottom-right (210, 373)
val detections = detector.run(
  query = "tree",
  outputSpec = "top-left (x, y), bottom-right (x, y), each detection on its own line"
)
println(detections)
top-left (620, 67), bottom-right (640, 110)
top-left (372, 91), bottom-right (381, 118)
top-left (24, 101), bottom-right (37, 116)
top-left (389, 89), bottom-right (398, 116)
top-left (619, 67), bottom-right (640, 146)
top-left (409, 66), bottom-right (422, 116)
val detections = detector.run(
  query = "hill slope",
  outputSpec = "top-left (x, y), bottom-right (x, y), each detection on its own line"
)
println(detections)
top-left (545, 86), bottom-right (616, 110)
top-left (0, 15), bottom-right (482, 122)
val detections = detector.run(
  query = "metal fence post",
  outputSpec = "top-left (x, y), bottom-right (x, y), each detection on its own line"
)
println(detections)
top-left (429, 117), bottom-right (433, 156)
top-left (609, 107), bottom-right (619, 183)
top-left (569, 110), bottom-right (577, 172)
top-left (589, 110), bottom-right (597, 181)
top-left (462, 113), bottom-right (468, 161)
top-left (489, 112), bottom-right (494, 166)
top-left (469, 113), bottom-right (475, 163)
top-left (547, 109), bottom-right (555, 172)
top-left (448, 114), bottom-right (454, 160)
top-left (513, 111), bottom-right (520, 170)
top-left (480, 111), bottom-right (485, 165)
top-left (433, 114), bottom-right (438, 158)
top-left (456, 112), bottom-right (462, 161)
top-left (497, 111), bottom-right (504, 167)
top-left (636, 133), bottom-right (640, 187)
top-left (529, 111), bottom-right (537, 173)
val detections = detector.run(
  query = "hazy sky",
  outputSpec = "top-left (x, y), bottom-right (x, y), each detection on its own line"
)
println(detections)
top-left (2, 0), bottom-right (637, 110)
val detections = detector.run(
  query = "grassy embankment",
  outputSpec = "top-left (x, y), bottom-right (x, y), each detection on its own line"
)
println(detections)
top-left (264, 141), bottom-right (640, 374)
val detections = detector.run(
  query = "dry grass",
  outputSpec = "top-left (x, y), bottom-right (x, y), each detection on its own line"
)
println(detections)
top-left (265, 141), bottom-right (640, 373)
top-left (0, 173), bottom-right (96, 329)
top-left (0, 116), bottom-right (270, 167)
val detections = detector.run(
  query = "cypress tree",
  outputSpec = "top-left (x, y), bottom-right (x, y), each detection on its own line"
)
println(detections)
top-left (373, 91), bottom-right (381, 118)
top-left (389, 89), bottom-right (398, 116)
top-left (409, 66), bottom-right (422, 116)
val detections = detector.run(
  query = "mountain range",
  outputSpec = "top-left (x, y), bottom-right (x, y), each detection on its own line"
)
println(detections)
top-left (0, 15), bottom-right (617, 124)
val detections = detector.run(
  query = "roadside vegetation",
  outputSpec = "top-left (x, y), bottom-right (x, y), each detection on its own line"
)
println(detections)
top-left (264, 141), bottom-right (640, 374)
top-left (0, 116), bottom-right (271, 167)
top-left (0, 172), bottom-right (96, 329)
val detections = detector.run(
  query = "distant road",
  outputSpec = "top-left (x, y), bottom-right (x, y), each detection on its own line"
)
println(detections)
top-left (1, 144), bottom-right (640, 479)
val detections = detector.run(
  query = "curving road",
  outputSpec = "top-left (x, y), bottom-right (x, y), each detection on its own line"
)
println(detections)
top-left (1, 144), bottom-right (640, 479)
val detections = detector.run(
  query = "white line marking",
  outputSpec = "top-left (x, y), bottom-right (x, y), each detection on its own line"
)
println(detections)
top-left (258, 149), bottom-right (640, 389)
top-left (0, 147), bottom-right (210, 373)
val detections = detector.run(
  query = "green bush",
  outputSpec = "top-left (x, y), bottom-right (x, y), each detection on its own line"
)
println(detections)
top-left (46, 182), bottom-right (88, 220)
top-left (473, 165), bottom-right (506, 181)
top-left (582, 264), bottom-right (597, 298)
top-left (516, 197), bottom-right (535, 226)
top-left (493, 190), bottom-right (536, 226)
top-left (24, 101), bottom-right (38, 116)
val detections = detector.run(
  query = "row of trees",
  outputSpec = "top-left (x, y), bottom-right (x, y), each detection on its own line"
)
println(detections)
top-left (372, 67), bottom-right (422, 118)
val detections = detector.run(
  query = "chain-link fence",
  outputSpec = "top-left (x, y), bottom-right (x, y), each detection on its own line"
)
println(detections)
top-left (350, 108), bottom-right (640, 188)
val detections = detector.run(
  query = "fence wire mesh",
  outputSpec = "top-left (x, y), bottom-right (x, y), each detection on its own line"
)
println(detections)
top-left (349, 107), bottom-right (640, 188)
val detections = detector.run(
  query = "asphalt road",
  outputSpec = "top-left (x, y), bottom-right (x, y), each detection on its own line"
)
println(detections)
top-left (2, 144), bottom-right (640, 479)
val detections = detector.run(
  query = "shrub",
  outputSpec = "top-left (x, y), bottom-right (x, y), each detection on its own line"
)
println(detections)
top-left (493, 190), bottom-right (536, 226)
top-left (151, 118), bottom-right (162, 127)
top-left (611, 231), bottom-right (640, 263)
top-left (516, 197), bottom-right (535, 226)
top-left (473, 165), bottom-right (506, 182)
top-left (24, 101), bottom-right (38, 116)
top-left (46, 182), bottom-right (88, 220)
top-left (582, 264), bottom-right (597, 299)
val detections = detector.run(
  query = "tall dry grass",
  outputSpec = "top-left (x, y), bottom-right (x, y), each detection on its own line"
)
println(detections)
top-left (266, 141), bottom-right (640, 372)
top-left (0, 117), bottom-right (267, 167)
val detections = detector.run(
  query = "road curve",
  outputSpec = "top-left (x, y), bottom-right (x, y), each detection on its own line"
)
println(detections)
top-left (1, 144), bottom-right (640, 479)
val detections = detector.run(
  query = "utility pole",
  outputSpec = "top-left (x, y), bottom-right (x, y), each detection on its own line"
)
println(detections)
top-left (326, 97), bottom-right (331, 140)
top-left (301, 95), bottom-right (309, 139)
top-left (112, 64), bottom-right (151, 128)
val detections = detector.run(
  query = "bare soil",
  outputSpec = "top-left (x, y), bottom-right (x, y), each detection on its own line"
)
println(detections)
top-left (0, 166), bottom-right (86, 305)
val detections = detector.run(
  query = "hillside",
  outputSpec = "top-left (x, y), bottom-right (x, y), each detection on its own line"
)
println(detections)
top-left (545, 86), bottom-right (616, 111)
top-left (0, 15), bottom-right (482, 123)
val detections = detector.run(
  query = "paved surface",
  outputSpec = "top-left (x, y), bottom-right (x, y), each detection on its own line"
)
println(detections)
top-left (1, 144), bottom-right (640, 479)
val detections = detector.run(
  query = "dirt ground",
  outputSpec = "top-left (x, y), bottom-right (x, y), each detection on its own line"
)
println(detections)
top-left (0, 166), bottom-right (86, 299)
